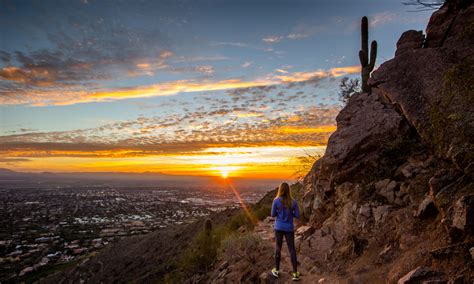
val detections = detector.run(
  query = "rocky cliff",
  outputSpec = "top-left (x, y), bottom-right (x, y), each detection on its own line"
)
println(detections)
top-left (300, 0), bottom-right (473, 282)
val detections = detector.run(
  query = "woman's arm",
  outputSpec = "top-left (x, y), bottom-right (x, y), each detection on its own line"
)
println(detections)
top-left (271, 199), bottom-right (278, 217)
top-left (292, 200), bottom-right (300, 219)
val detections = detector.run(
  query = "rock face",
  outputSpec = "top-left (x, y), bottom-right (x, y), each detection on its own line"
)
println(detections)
top-left (302, 0), bottom-right (474, 282)
top-left (371, 1), bottom-right (474, 176)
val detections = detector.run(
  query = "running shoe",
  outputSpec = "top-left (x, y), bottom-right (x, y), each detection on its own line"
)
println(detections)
top-left (291, 271), bottom-right (300, 281)
top-left (271, 268), bottom-right (279, 278)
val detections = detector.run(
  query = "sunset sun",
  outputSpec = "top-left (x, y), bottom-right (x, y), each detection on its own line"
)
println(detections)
top-left (220, 169), bottom-right (229, 179)
top-left (210, 166), bottom-right (243, 179)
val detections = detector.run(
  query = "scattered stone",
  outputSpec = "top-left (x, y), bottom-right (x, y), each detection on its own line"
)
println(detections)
top-left (295, 225), bottom-right (315, 239)
top-left (469, 247), bottom-right (474, 260)
top-left (399, 182), bottom-right (410, 196)
top-left (19, 266), bottom-right (34, 277)
top-left (217, 268), bottom-right (228, 279)
top-left (378, 244), bottom-right (393, 262)
top-left (399, 234), bottom-right (417, 251)
top-left (218, 261), bottom-right (229, 271)
top-left (400, 163), bottom-right (418, 178)
top-left (313, 232), bottom-right (335, 252)
top-left (451, 195), bottom-right (474, 233)
top-left (430, 244), bottom-right (466, 259)
top-left (318, 278), bottom-right (326, 283)
top-left (375, 179), bottom-right (391, 191)
top-left (373, 205), bottom-right (391, 224)
top-left (376, 179), bottom-right (398, 203)
top-left (402, 195), bottom-right (411, 205)
top-left (259, 272), bottom-right (272, 284)
top-left (394, 197), bottom-right (406, 206)
top-left (356, 204), bottom-right (372, 227)
top-left (263, 217), bottom-right (274, 224)
top-left (397, 266), bottom-right (432, 284)
top-left (415, 195), bottom-right (438, 219)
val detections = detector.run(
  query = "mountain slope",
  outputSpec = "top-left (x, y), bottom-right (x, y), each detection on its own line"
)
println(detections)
top-left (299, 0), bottom-right (474, 282)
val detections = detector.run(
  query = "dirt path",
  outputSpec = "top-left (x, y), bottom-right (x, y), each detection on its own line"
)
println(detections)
top-left (254, 218), bottom-right (330, 283)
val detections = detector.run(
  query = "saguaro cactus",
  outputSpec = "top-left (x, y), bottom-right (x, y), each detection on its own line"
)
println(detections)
top-left (359, 16), bottom-right (377, 93)
top-left (204, 218), bottom-right (212, 235)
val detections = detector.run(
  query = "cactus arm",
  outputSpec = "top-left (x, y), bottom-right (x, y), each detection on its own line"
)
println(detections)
top-left (361, 16), bottom-right (368, 54)
top-left (369, 40), bottom-right (377, 69)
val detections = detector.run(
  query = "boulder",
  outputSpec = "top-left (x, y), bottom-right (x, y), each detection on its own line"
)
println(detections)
top-left (421, 280), bottom-right (447, 284)
top-left (399, 162), bottom-right (419, 178)
top-left (378, 244), bottom-right (394, 263)
top-left (356, 204), bottom-right (372, 228)
top-left (430, 243), bottom-right (467, 259)
top-left (398, 266), bottom-right (433, 284)
top-left (312, 230), bottom-right (335, 252)
top-left (259, 272), bottom-right (272, 284)
top-left (376, 179), bottom-right (398, 203)
top-left (321, 91), bottom-right (410, 183)
top-left (302, 90), bottom-right (414, 218)
top-left (451, 195), bottom-right (474, 233)
top-left (373, 205), bottom-right (391, 224)
top-left (395, 30), bottom-right (424, 57)
top-left (415, 195), bottom-right (438, 219)
top-left (470, 247), bottom-right (474, 260)
top-left (295, 225), bottom-right (315, 239)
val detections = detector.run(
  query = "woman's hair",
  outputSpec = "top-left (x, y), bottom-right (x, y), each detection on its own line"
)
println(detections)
top-left (275, 182), bottom-right (293, 208)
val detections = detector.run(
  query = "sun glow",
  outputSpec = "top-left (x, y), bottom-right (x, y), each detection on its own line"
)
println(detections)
top-left (3, 146), bottom-right (327, 179)
top-left (210, 166), bottom-right (242, 178)
top-left (221, 169), bottom-right (229, 178)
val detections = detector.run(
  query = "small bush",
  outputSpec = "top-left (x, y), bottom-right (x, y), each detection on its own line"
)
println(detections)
top-left (180, 230), bottom-right (218, 274)
top-left (221, 233), bottom-right (264, 265)
top-left (338, 76), bottom-right (360, 104)
top-left (253, 204), bottom-right (271, 221)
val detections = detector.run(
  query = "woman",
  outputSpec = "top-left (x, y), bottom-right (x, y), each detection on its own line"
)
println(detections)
top-left (270, 182), bottom-right (300, 281)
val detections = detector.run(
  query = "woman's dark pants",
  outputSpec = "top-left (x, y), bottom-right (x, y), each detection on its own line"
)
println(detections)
top-left (274, 229), bottom-right (297, 273)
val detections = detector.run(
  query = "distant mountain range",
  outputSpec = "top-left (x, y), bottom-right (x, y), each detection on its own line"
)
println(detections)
top-left (0, 168), bottom-right (281, 188)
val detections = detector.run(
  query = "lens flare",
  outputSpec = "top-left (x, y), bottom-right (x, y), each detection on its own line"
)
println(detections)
top-left (225, 179), bottom-right (258, 225)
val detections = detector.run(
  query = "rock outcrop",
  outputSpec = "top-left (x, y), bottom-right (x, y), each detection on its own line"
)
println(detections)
top-left (302, 0), bottom-right (474, 282)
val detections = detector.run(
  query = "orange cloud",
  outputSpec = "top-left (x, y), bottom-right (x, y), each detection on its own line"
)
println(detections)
top-left (1, 146), bottom-right (326, 179)
top-left (273, 125), bottom-right (337, 134)
top-left (0, 66), bottom-right (55, 86)
top-left (329, 66), bottom-right (360, 77)
top-left (1, 65), bottom-right (359, 106)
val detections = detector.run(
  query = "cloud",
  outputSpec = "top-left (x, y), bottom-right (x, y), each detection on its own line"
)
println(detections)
top-left (0, 158), bottom-right (32, 163)
top-left (241, 61), bottom-right (252, 68)
top-left (369, 12), bottom-right (398, 27)
top-left (0, 65), bottom-right (360, 106)
top-left (262, 24), bottom-right (324, 44)
top-left (0, 99), bottom-right (340, 159)
top-left (174, 55), bottom-right (229, 62)
top-left (262, 36), bottom-right (284, 43)
top-left (194, 65), bottom-right (215, 75)
top-left (286, 33), bottom-right (309, 40)
top-left (0, 50), bottom-right (96, 87)
top-left (211, 42), bottom-right (249, 48)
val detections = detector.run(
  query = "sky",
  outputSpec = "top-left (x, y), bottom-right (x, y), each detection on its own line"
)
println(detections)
top-left (0, 0), bottom-right (433, 180)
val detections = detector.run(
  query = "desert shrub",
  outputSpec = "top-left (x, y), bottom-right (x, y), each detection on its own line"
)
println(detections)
top-left (226, 211), bottom-right (256, 231)
top-left (180, 229), bottom-right (219, 274)
top-left (221, 232), bottom-right (264, 265)
top-left (338, 76), bottom-right (360, 104)
top-left (164, 215), bottom-right (252, 281)
top-left (253, 204), bottom-right (271, 221)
